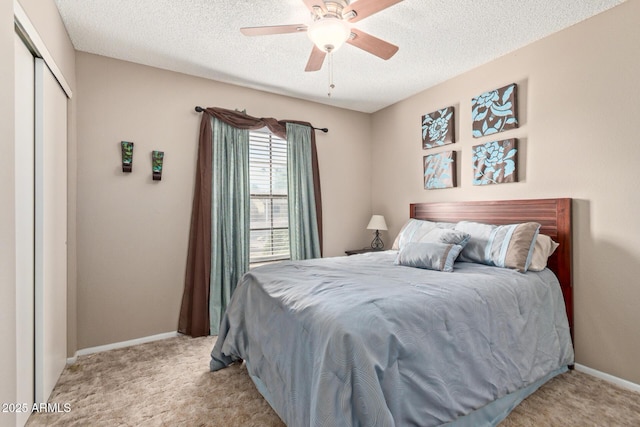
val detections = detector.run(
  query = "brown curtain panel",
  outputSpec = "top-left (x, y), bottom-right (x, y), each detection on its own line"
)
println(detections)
top-left (178, 107), bottom-right (323, 337)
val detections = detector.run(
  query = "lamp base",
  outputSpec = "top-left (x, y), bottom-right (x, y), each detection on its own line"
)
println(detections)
top-left (370, 230), bottom-right (384, 250)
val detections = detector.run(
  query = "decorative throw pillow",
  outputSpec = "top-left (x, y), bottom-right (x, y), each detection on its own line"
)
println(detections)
top-left (454, 221), bottom-right (541, 273)
top-left (528, 234), bottom-right (560, 271)
top-left (395, 242), bottom-right (465, 272)
top-left (392, 219), bottom-right (463, 250)
top-left (422, 228), bottom-right (471, 246)
top-left (392, 219), bottom-right (437, 250)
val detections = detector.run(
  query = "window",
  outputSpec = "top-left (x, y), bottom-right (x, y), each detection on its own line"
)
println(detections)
top-left (249, 130), bottom-right (289, 264)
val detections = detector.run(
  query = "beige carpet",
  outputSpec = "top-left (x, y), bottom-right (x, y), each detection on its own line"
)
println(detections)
top-left (27, 335), bottom-right (640, 426)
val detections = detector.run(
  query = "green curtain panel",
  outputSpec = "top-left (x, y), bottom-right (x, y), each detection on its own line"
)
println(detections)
top-left (209, 118), bottom-right (250, 335)
top-left (286, 123), bottom-right (321, 260)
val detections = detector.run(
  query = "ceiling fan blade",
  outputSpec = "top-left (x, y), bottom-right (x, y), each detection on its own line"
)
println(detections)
top-left (305, 46), bottom-right (327, 72)
top-left (344, 0), bottom-right (403, 23)
top-left (347, 28), bottom-right (398, 60)
top-left (240, 24), bottom-right (307, 36)
top-left (301, 0), bottom-right (327, 14)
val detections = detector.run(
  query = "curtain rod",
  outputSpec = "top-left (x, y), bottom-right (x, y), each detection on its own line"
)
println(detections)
top-left (194, 106), bottom-right (328, 133)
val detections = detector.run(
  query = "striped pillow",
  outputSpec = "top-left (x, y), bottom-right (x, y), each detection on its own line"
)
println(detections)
top-left (455, 221), bottom-right (541, 273)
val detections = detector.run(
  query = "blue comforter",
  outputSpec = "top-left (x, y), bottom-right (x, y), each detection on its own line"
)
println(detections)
top-left (210, 251), bottom-right (574, 426)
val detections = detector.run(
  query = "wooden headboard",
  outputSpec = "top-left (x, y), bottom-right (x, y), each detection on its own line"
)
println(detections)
top-left (410, 198), bottom-right (573, 336)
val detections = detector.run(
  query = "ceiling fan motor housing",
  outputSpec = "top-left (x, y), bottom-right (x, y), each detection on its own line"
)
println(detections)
top-left (311, 1), bottom-right (355, 18)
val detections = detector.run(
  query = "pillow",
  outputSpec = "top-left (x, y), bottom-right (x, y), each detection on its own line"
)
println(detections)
top-left (394, 242), bottom-right (464, 272)
top-left (392, 219), bottom-right (437, 250)
top-left (528, 234), bottom-right (560, 271)
top-left (422, 228), bottom-right (471, 246)
top-left (392, 219), bottom-right (462, 250)
top-left (454, 221), bottom-right (541, 272)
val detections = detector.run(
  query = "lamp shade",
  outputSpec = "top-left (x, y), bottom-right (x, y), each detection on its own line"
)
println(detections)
top-left (366, 215), bottom-right (388, 231)
top-left (307, 17), bottom-right (351, 52)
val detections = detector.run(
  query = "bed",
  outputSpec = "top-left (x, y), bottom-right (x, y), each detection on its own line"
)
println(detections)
top-left (210, 198), bottom-right (574, 426)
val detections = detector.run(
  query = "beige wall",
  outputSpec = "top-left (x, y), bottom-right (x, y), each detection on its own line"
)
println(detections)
top-left (1, 1), bottom-right (75, 425)
top-left (371, 1), bottom-right (640, 384)
top-left (74, 52), bottom-right (372, 349)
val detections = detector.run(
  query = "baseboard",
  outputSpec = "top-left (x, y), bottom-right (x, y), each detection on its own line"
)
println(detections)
top-left (575, 363), bottom-right (640, 393)
top-left (66, 331), bottom-right (179, 365)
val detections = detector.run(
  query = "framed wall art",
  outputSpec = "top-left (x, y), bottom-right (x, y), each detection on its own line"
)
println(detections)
top-left (422, 106), bottom-right (455, 149)
top-left (424, 150), bottom-right (456, 189)
top-left (472, 139), bottom-right (518, 186)
top-left (152, 150), bottom-right (165, 181)
top-left (471, 83), bottom-right (518, 138)
top-left (121, 141), bottom-right (134, 172)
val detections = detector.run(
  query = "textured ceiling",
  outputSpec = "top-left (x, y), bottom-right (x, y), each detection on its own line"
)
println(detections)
top-left (54, 0), bottom-right (625, 113)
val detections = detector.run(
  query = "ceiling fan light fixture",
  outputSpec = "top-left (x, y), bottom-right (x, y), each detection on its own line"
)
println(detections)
top-left (307, 17), bottom-right (351, 53)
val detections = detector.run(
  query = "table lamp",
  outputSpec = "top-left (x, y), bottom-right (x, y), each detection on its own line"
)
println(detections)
top-left (367, 215), bottom-right (388, 250)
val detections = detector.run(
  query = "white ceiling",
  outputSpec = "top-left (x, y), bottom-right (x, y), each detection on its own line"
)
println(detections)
top-left (54, 0), bottom-right (625, 113)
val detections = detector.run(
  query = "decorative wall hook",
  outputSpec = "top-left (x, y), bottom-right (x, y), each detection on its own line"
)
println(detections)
top-left (152, 150), bottom-right (165, 181)
top-left (121, 141), bottom-right (134, 172)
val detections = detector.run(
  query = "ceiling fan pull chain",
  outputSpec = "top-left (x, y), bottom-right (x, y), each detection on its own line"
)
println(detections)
top-left (328, 51), bottom-right (335, 97)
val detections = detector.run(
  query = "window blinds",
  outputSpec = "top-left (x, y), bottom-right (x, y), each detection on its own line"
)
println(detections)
top-left (249, 130), bottom-right (290, 263)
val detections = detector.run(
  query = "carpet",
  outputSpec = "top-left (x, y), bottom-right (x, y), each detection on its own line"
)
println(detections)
top-left (26, 335), bottom-right (640, 426)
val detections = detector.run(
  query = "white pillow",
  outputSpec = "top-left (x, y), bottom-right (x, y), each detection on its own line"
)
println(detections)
top-left (528, 234), bottom-right (560, 271)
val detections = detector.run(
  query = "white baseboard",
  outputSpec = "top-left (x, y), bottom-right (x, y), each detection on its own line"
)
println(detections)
top-left (574, 363), bottom-right (640, 393)
top-left (66, 331), bottom-right (179, 365)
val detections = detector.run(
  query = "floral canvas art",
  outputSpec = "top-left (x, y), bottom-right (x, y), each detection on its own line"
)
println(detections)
top-left (121, 141), bottom-right (134, 172)
top-left (422, 106), bottom-right (455, 149)
top-left (471, 83), bottom-right (518, 138)
top-left (424, 150), bottom-right (456, 189)
top-left (472, 139), bottom-right (518, 186)
top-left (152, 150), bottom-right (165, 181)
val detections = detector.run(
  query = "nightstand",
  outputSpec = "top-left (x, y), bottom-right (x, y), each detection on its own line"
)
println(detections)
top-left (345, 248), bottom-right (385, 256)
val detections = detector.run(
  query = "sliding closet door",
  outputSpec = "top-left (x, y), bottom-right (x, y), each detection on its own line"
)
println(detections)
top-left (14, 33), bottom-right (35, 426)
top-left (34, 57), bottom-right (68, 404)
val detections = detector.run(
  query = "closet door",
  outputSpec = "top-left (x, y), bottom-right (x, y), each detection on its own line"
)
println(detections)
top-left (14, 32), bottom-right (35, 426)
top-left (34, 58), bottom-right (68, 404)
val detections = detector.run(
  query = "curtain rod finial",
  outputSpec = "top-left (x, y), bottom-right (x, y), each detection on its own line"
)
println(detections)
top-left (195, 106), bottom-right (205, 113)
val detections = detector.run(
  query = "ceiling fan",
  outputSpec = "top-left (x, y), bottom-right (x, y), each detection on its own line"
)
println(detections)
top-left (240, 0), bottom-right (403, 72)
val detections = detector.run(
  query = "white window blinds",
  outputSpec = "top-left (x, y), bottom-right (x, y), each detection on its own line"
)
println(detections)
top-left (249, 130), bottom-right (289, 263)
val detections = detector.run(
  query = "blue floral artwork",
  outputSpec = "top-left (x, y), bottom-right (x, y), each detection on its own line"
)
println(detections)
top-left (424, 150), bottom-right (456, 189)
top-left (472, 139), bottom-right (518, 186)
top-left (471, 83), bottom-right (518, 138)
top-left (422, 106), bottom-right (455, 149)
top-left (152, 150), bottom-right (165, 181)
top-left (121, 141), bottom-right (134, 173)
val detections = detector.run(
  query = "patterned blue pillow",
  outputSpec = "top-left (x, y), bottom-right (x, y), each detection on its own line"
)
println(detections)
top-left (454, 221), bottom-right (540, 272)
top-left (394, 242), bottom-right (465, 272)
top-left (393, 219), bottom-right (467, 250)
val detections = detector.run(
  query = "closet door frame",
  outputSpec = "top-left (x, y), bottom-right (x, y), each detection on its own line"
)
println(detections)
top-left (14, 31), bottom-right (35, 427)
top-left (34, 56), bottom-right (68, 405)
top-left (15, 0), bottom-right (73, 408)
